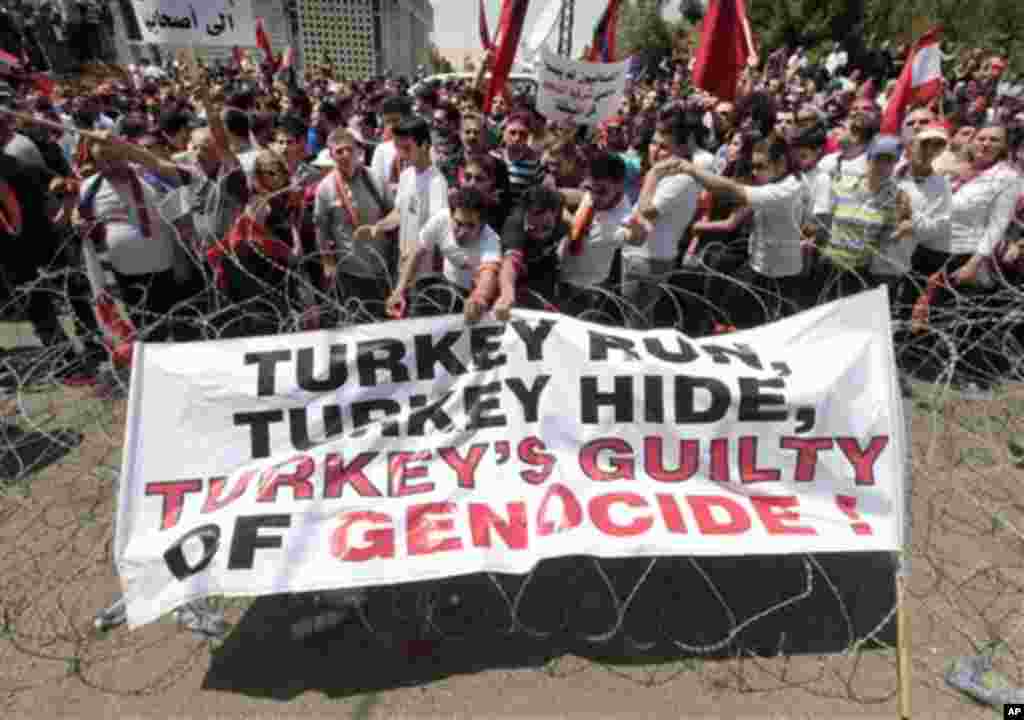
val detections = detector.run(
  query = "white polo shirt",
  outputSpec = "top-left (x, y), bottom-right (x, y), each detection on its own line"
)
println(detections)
top-left (745, 174), bottom-right (809, 278)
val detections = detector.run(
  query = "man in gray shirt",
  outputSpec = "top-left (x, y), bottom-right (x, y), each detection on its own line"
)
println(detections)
top-left (315, 128), bottom-right (393, 322)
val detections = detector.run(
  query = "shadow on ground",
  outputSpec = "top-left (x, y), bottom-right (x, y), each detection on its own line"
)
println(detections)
top-left (202, 552), bottom-right (897, 700)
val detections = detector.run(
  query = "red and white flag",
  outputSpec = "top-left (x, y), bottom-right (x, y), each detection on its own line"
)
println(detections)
top-left (881, 28), bottom-right (944, 135)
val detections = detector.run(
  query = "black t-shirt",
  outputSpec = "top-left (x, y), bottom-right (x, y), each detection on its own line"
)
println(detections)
top-left (500, 207), bottom-right (567, 306)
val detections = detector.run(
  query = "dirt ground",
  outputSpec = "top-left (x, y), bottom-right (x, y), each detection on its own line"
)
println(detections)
top-left (1, 319), bottom-right (1022, 719)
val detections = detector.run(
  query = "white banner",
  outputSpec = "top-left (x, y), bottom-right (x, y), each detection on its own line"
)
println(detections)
top-left (130, 0), bottom-right (255, 47)
top-left (116, 289), bottom-right (907, 629)
top-left (537, 47), bottom-right (630, 126)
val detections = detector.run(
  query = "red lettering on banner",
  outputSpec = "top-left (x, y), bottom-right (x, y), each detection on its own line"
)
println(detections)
top-left (389, 451), bottom-right (434, 497)
top-left (656, 493), bottom-right (688, 533)
top-left (688, 495), bottom-right (751, 534)
top-left (644, 437), bottom-right (699, 482)
top-left (836, 437), bottom-right (889, 486)
top-left (201, 472), bottom-right (254, 514)
top-left (323, 452), bottom-right (381, 498)
top-left (750, 495), bottom-right (817, 535)
top-left (518, 436), bottom-right (555, 485)
top-left (146, 479), bottom-right (203, 530)
top-left (579, 438), bottom-right (635, 481)
top-left (710, 438), bottom-right (730, 482)
top-left (590, 492), bottom-right (653, 537)
top-left (468, 502), bottom-right (529, 549)
top-left (439, 444), bottom-right (488, 489)
top-left (780, 437), bottom-right (834, 482)
top-left (330, 511), bottom-right (395, 561)
top-left (257, 455), bottom-right (315, 502)
top-left (739, 437), bottom-right (781, 483)
top-left (836, 494), bottom-right (873, 534)
top-left (407, 502), bottom-right (463, 555)
top-left (536, 483), bottom-right (583, 535)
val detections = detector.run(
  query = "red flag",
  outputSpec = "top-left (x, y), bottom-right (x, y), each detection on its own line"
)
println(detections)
top-left (231, 46), bottom-right (244, 69)
top-left (586, 0), bottom-right (623, 63)
top-left (255, 17), bottom-right (278, 72)
top-left (881, 28), bottom-right (943, 135)
top-left (30, 73), bottom-right (54, 97)
top-left (484, 0), bottom-right (531, 114)
top-left (691, 0), bottom-right (756, 102)
top-left (479, 0), bottom-right (493, 51)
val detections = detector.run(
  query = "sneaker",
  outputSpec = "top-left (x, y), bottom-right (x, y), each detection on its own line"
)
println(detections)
top-left (93, 597), bottom-right (127, 632)
top-left (175, 601), bottom-right (229, 639)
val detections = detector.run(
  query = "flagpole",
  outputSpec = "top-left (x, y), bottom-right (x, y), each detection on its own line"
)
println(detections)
top-left (896, 574), bottom-right (911, 719)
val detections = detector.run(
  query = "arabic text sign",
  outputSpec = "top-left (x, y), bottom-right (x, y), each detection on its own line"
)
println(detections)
top-left (115, 290), bottom-right (906, 629)
top-left (132, 0), bottom-right (255, 47)
top-left (537, 47), bottom-right (630, 126)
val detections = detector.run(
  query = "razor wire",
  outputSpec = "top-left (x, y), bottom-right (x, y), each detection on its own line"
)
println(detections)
top-left (0, 167), bottom-right (1023, 713)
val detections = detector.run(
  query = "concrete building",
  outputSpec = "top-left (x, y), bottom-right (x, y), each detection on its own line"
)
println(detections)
top-left (295, 0), bottom-right (434, 79)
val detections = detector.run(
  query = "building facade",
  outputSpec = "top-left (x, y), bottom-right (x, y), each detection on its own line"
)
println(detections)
top-left (295, 0), bottom-right (434, 79)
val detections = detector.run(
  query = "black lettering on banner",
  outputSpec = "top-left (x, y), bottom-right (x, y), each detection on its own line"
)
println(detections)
top-left (351, 399), bottom-right (401, 437)
top-left (296, 345), bottom-right (348, 392)
top-left (357, 339), bottom-right (411, 387)
top-left (506, 376), bottom-right (551, 422)
top-left (699, 343), bottom-right (764, 370)
top-left (644, 335), bottom-right (698, 363)
top-left (408, 392), bottom-right (455, 435)
top-left (289, 405), bottom-right (344, 450)
top-left (227, 514), bottom-right (292, 570)
top-left (589, 331), bottom-right (641, 362)
top-left (465, 383), bottom-right (507, 429)
top-left (509, 319), bottom-right (557, 361)
top-left (675, 376), bottom-right (730, 424)
top-left (245, 350), bottom-right (291, 396)
top-left (234, 410), bottom-right (284, 459)
top-left (164, 524), bottom-right (221, 580)
top-left (581, 376), bottom-right (634, 424)
top-left (414, 330), bottom-right (468, 379)
top-left (470, 325), bottom-right (507, 371)
top-left (644, 376), bottom-right (665, 423)
top-left (738, 377), bottom-right (789, 422)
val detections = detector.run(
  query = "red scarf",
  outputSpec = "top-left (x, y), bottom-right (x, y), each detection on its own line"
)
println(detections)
top-left (0, 180), bottom-right (23, 237)
top-left (568, 194), bottom-right (594, 256)
top-left (332, 169), bottom-right (360, 228)
top-left (207, 213), bottom-right (295, 290)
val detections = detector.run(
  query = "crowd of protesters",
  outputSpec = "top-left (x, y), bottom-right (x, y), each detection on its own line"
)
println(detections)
top-left (0, 33), bottom-right (1023, 400)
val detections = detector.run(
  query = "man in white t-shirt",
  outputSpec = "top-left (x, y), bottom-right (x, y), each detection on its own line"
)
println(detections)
top-left (355, 117), bottom-right (448, 278)
top-left (369, 95), bottom-right (413, 195)
top-left (387, 186), bottom-right (501, 323)
top-left (558, 151), bottom-right (646, 320)
top-left (670, 138), bottom-right (811, 329)
top-left (622, 111), bottom-right (702, 328)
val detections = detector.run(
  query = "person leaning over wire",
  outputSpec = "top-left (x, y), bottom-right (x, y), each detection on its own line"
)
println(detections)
top-left (386, 186), bottom-right (501, 324)
top-left (662, 135), bottom-right (811, 330)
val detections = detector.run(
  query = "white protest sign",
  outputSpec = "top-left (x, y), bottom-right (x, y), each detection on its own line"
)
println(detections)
top-left (537, 46), bottom-right (630, 125)
top-left (131, 0), bottom-right (255, 47)
top-left (116, 289), bottom-right (906, 629)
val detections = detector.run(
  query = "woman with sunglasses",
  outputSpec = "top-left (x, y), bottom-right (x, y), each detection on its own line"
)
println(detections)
top-left (209, 149), bottom-right (303, 337)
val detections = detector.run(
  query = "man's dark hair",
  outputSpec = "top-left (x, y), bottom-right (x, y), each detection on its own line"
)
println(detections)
top-left (449, 186), bottom-right (489, 214)
top-left (158, 107), bottom-right (192, 136)
top-left (288, 92), bottom-right (313, 120)
top-left (222, 107), bottom-right (251, 139)
top-left (655, 108), bottom-right (706, 150)
top-left (393, 116), bottom-right (431, 146)
top-left (588, 151), bottom-right (627, 183)
top-left (521, 185), bottom-right (562, 215)
top-left (379, 94), bottom-right (413, 117)
top-left (791, 122), bottom-right (828, 149)
top-left (277, 112), bottom-right (309, 141)
top-left (318, 98), bottom-right (343, 125)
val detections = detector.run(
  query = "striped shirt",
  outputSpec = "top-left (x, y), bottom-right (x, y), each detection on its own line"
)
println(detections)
top-left (494, 149), bottom-right (541, 207)
top-left (824, 175), bottom-right (901, 271)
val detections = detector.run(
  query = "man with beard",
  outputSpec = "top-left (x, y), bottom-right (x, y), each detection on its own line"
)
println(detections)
top-left (492, 111), bottom-right (541, 208)
top-left (430, 101), bottom-right (463, 187)
top-left (812, 96), bottom-right (881, 228)
top-left (494, 185), bottom-right (567, 316)
top-left (557, 152), bottom-right (648, 321)
top-left (387, 186), bottom-right (501, 323)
